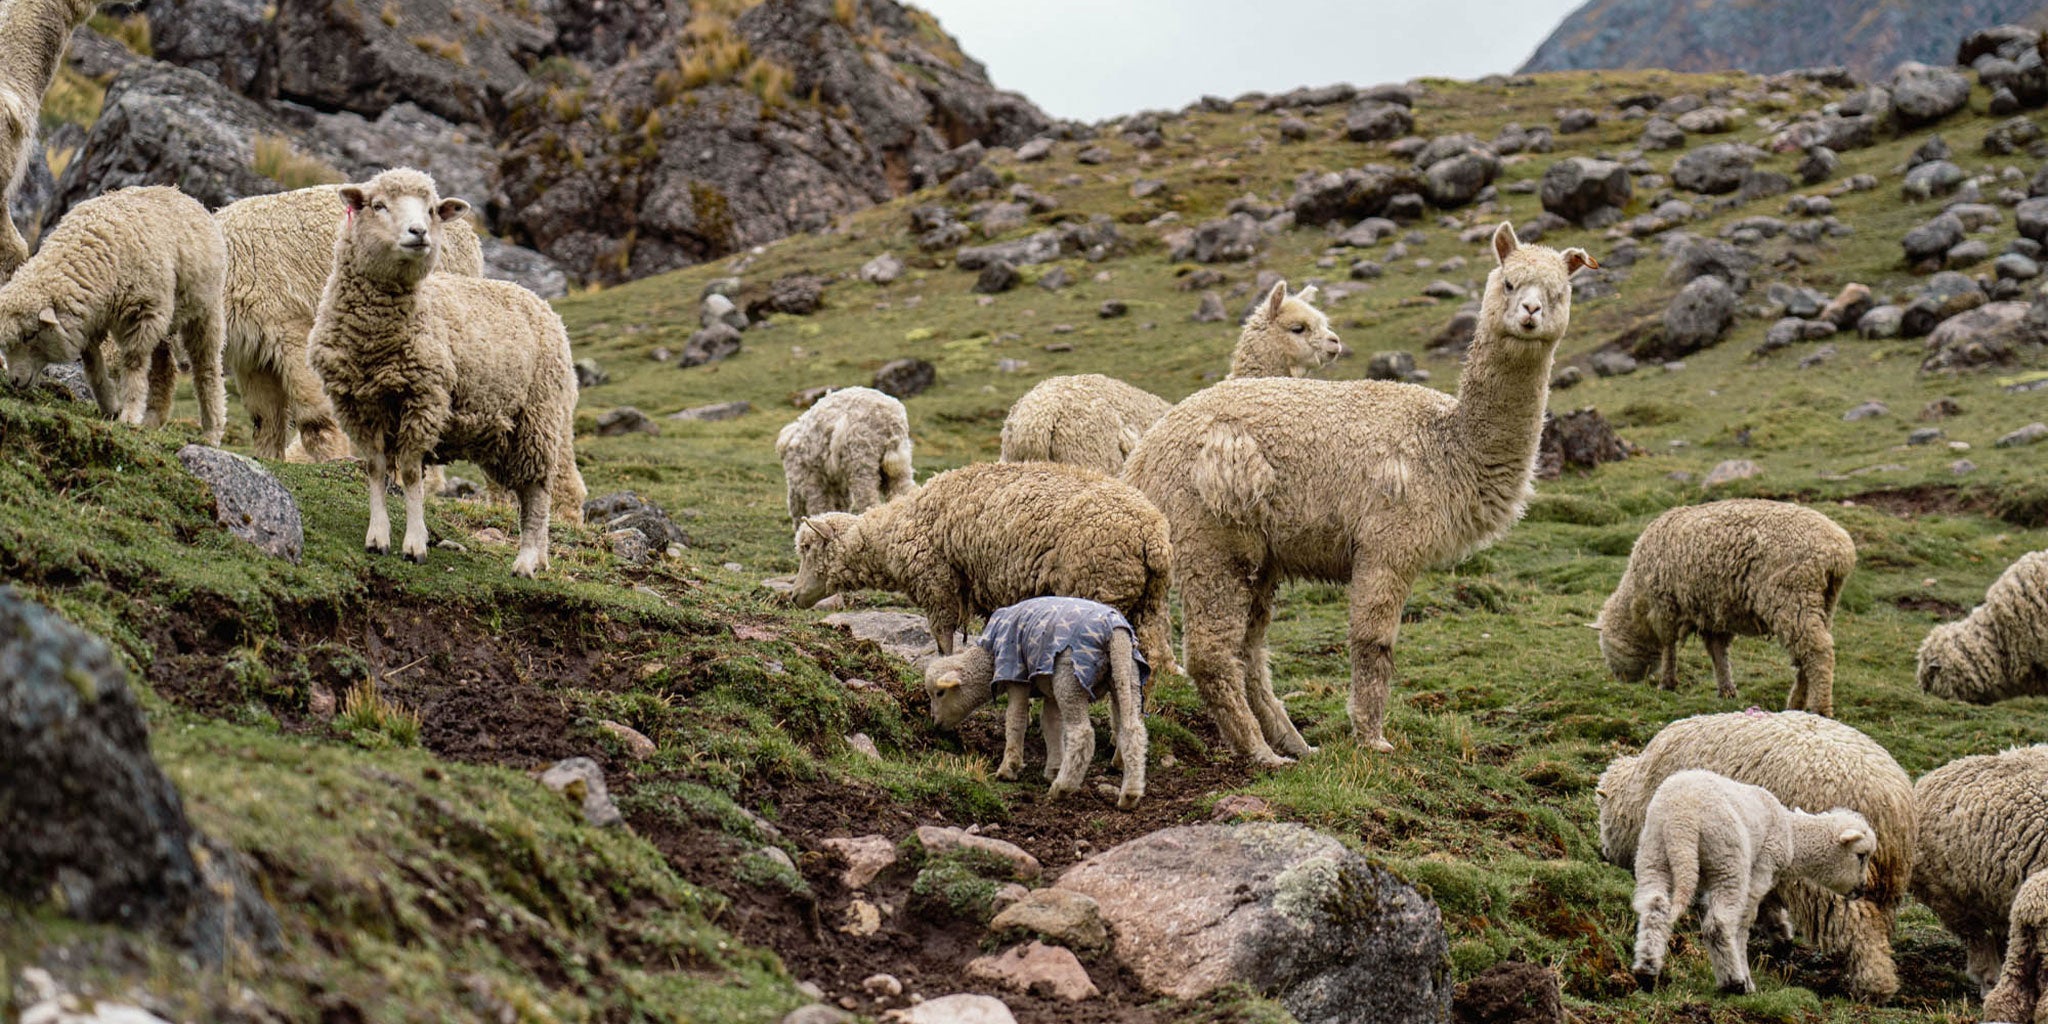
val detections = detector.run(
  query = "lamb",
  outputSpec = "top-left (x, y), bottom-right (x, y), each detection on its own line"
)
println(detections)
top-left (0, 186), bottom-right (226, 445)
top-left (1123, 224), bottom-right (1594, 764)
top-left (1596, 710), bottom-right (1916, 1002)
top-left (1911, 745), bottom-right (2048, 994)
top-left (923, 596), bottom-right (1150, 808)
top-left (215, 183), bottom-right (483, 463)
top-left (0, 0), bottom-right (99, 282)
top-left (1983, 870), bottom-right (2048, 1023)
top-left (1593, 499), bottom-right (1856, 716)
top-left (1629, 769), bottom-right (1874, 995)
top-left (306, 169), bottom-right (576, 577)
top-left (997, 283), bottom-right (1342, 475)
top-left (775, 386), bottom-right (915, 519)
top-left (789, 460), bottom-right (1177, 675)
top-left (1918, 551), bottom-right (2048, 704)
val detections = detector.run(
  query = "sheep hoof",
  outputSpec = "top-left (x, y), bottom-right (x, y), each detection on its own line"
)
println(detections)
top-left (1633, 969), bottom-right (1661, 992)
top-left (1045, 783), bottom-right (1079, 801)
top-left (1717, 979), bottom-right (1753, 996)
top-left (1117, 789), bottom-right (1142, 810)
top-left (1251, 751), bottom-right (1295, 769)
top-left (995, 765), bottom-right (1021, 781)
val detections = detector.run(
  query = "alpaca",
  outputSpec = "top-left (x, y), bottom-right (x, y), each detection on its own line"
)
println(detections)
top-left (1124, 223), bottom-right (1594, 764)
top-left (0, 0), bottom-right (99, 282)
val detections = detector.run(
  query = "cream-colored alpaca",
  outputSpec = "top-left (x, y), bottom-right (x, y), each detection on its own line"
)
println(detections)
top-left (1124, 224), bottom-right (1593, 764)
top-left (0, 0), bottom-right (99, 283)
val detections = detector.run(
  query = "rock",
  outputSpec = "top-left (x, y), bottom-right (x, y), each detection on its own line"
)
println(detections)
top-left (1675, 106), bottom-right (1736, 133)
top-left (1345, 99), bottom-right (1413, 141)
top-left (1275, 116), bottom-right (1311, 143)
top-left (1452, 961), bottom-right (1563, 1024)
top-left (1639, 118), bottom-right (1685, 150)
top-left (967, 942), bottom-right (1099, 1001)
top-left (1589, 350), bottom-right (1638, 377)
top-left (610, 530), bottom-right (654, 564)
top-left (34, 362), bottom-right (95, 405)
top-left (862, 253), bottom-right (905, 285)
top-left (2017, 198), bottom-right (2048, 244)
top-left (1556, 108), bottom-right (1597, 133)
top-left (1174, 213), bottom-right (1264, 263)
top-left (883, 994), bottom-right (1017, 1024)
top-left (1672, 143), bottom-right (1759, 194)
top-left (175, 445), bottom-right (304, 563)
top-left (1818, 283), bottom-right (1873, 327)
top-left (540, 758), bottom-right (624, 828)
top-left (1430, 308), bottom-right (1480, 355)
top-left (863, 973), bottom-right (904, 998)
top-left (1910, 135), bottom-right (1953, 168)
top-left (1902, 213), bottom-right (1966, 267)
top-left (1923, 301), bottom-right (2033, 371)
top-left (1053, 823), bottom-right (1450, 1024)
top-left (846, 732), bottom-right (882, 760)
top-left (1663, 235), bottom-right (1757, 294)
top-left (783, 1006), bottom-right (853, 1024)
top-left (1098, 300), bottom-right (1128, 319)
top-left (1702, 459), bottom-right (1761, 487)
top-left (1797, 146), bottom-right (1840, 185)
top-left (1904, 272), bottom-right (1989, 337)
top-left (1891, 63), bottom-right (1972, 126)
top-left (1423, 151), bottom-right (1501, 209)
top-left (1843, 400), bottom-right (1888, 421)
top-left (668, 400), bottom-right (753, 422)
top-left (1947, 240), bottom-right (1992, 267)
top-left (974, 260), bottom-right (1021, 294)
top-left (1984, 116), bottom-right (2044, 156)
top-left (1424, 280), bottom-right (1468, 300)
top-left (915, 825), bottom-right (1041, 879)
top-left (1193, 292), bottom-right (1228, 322)
top-left (1767, 282), bottom-right (1828, 318)
top-left (1075, 145), bottom-right (1111, 164)
top-left (1550, 365), bottom-right (1585, 390)
top-left (1287, 166), bottom-right (1428, 227)
top-left (1736, 169), bottom-right (1793, 204)
top-left (1996, 422), bottom-right (2048, 447)
top-left (1920, 397), bottom-right (1963, 420)
top-left (1908, 428), bottom-right (1944, 445)
top-left (841, 898), bottom-right (883, 937)
top-left (1367, 351), bottom-right (1420, 381)
top-left (596, 407), bottom-right (659, 437)
top-left (2004, 253), bottom-right (2047, 281)
top-left (753, 274), bottom-right (827, 318)
top-left (1015, 137), bottom-right (1054, 162)
top-left (822, 835), bottom-right (899, 889)
top-left (1337, 217), bottom-right (1399, 248)
top-left (0, 587), bottom-right (279, 961)
top-left (1902, 160), bottom-right (1965, 201)
top-left (1539, 158), bottom-right (1631, 225)
top-left (600, 721), bottom-right (657, 759)
top-left (823, 610), bottom-right (937, 662)
top-left (679, 323), bottom-right (744, 368)
top-left (989, 888), bottom-right (1109, 950)
top-left (1661, 275), bottom-right (1739, 356)
top-left (1536, 407), bottom-right (1632, 479)
top-left (1038, 265), bottom-right (1071, 291)
top-left (582, 492), bottom-right (689, 548)
top-left (1953, 458), bottom-right (1980, 474)
top-left (873, 358), bottom-right (937, 399)
top-left (574, 358), bottom-right (609, 389)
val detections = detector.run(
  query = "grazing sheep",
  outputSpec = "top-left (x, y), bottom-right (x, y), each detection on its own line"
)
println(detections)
top-left (997, 283), bottom-right (1343, 476)
top-left (790, 460), bottom-right (1177, 675)
top-left (1629, 769), bottom-right (1875, 995)
top-left (307, 169), bottom-right (576, 577)
top-left (1918, 551), bottom-right (2048, 704)
top-left (1123, 224), bottom-right (1595, 764)
top-left (216, 184), bottom-right (482, 463)
top-left (775, 386), bottom-right (915, 520)
top-left (0, 0), bottom-right (99, 282)
top-left (1594, 499), bottom-right (1856, 716)
top-left (0, 186), bottom-right (226, 445)
top-left (1983, 870), bottom-right (2048, 1024)
top-left (1596, 710), bottom-right (1915, 1002)
top-left (924, 596), bottom-right (1150, 808)
top-left (1912, 745), bottom-right (2048, 993)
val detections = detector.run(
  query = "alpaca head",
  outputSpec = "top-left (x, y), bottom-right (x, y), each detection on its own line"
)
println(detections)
top-left (791, 512), bottom-right (860, 607)
top-left (335, 168), bottom-right (470, 287)
top-left (1230, 280), bottom-right (1348, 378)
top-left (1483, 223), bottom-right (1595, 349)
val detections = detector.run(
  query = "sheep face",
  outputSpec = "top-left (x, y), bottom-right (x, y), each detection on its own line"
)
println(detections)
top-left (791, 512), bottom-right (857, 608)
top-left (0, 306), bottom-right (72, 390)
top-left (1803, 809), bottom-right (1877, 898)
top-left (1485, 223), bottom-right (1595, 347)
top-left (1248, 281), bottom-right (1346, 376)
top-left (1592, 595), bottom-right (1656, 684)
top-left (1594, 754), bottom-right (1641, 864)
top-left (1915, 622), bottom-right (1988, 701)
top-left (923, 647), bottom-right (996, 728)
top-left (337, 169), bottom-right (471, 287)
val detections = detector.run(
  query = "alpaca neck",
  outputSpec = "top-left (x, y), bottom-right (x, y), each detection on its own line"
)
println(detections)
top-left (0, 0), bottom-right (91, 103)
top-left (1227, 332), bottom-right (1290, 379)
top-left (1450, 326), bottom-right (1554, 481)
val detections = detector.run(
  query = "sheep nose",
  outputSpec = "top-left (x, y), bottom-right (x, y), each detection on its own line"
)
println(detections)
top-left (405, 225), bottom-right (428, 240)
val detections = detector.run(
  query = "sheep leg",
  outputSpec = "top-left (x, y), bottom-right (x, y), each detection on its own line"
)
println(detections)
top-left (110, 334), bottom-right (155, 426)
top-left (510, 481), bottom-right (552, 578)
top-left (1039, 696), bottom-right (1063, 783)
top-left (280, 320), bottom-right (351, 462)
top-left (397, 455), bottom-right (430, 564)
top-left (1347, 565), bottom-right (1408, 754)
top-left (142, 342), bottom-right (176, 428)
top-left (1658, 642), bottom-right (1678, 691)
top-left (1630, 882), bottom-right (1675, 989)
top-left (549, 431), bottom-right (587, 526)
top-left (239, 361), bottom-right (293, 460)
top-left (1243, 569), bottom-right (1314, 757)
top-left (1701, 888), bottom-right (1755, 995)
top-left (1705, 633), bottom-right (1736, 699)
top-left (1837, 900), bottom-right (1901, 1003)
top-left (1981, 921), bottom-right (2042, 1022)
top-left (995, 681), bottom-right (1030, 781)
top-left (1969, 931), bottom-right (2008, 994)
top-left (1107, 629), bottom-right (1148, 809)
top-left (1047, 655), bottom-right (1094, 799)
top-left (182, 314), bottom-right (226, 446)
top-left (1785, 623), bottom-right (1835, 717)
top-left (844, 460), bottom-right (885, 515)
top-left (363, 449), bottom-right (392, 555)
top-left (1180, 561), bottom-right (1290, 767)
top-left (79, 341), bottom-right (118, 418)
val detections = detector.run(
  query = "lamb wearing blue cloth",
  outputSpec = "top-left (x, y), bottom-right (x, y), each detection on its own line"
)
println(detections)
top-left (923, 596), bottom-right (1150, 808)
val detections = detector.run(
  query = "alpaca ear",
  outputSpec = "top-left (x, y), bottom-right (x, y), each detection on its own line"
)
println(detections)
top-left (338, 186), bottom-right (368, 213)
top-left (37, 307), bottom-right (59, 327)
top-left (1296, 284), bottom-right (1319, 304)
top-left (1836, 829), bottom-right (1867, 847)
top-left (1564, 248), bottom-right (1599, 273)
top-left (436, 198), bottom-right (471, 223)
top-left (1492, 222), bottom-right (1519, 264)
top-left (1263, 280), bottom-right (1288, 319)
top-left (1585, 618), bottom-right (1603, 631)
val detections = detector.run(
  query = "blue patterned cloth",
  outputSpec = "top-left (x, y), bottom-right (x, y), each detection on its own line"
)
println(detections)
top-left (977, 596), bottom-right (1150, 698)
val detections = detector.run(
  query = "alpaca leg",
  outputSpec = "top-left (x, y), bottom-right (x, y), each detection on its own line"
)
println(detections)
top-left (185, 309), bottom-right (226, 446)
top-left (363, 449), bottom-right (391, 555)
top-left (398, 454), bottom-right (429, 564)
top-left (1180, 561), bottom-right (1289, 767)
top-left (1347, 565), bottom-right (1408, 754)
top-left (1048, 658), bottom-right (1094, 799)
top-left (1705, 633), bottom-right (1736, 699)
top-left (510, 481), bottom-right (551, 578)
top-left (1701, 888), bottom-right (1755, 994)
top-left (142, 342), bottom-right (176, 428)
top-left (1039, 697), bottom-right (1063, 783)
top-left (996, 682), bottom-right (1030, 781)
top-left (1242, 571), bottom-right (1314, 757)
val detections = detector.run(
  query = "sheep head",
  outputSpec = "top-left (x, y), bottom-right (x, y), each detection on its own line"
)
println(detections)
top-left (923, 645), bottom-right (996, 728)
top-left (1229, 280), bottom-right (1346, 378)
top-left (791, 512), bottom-right (859, 608)
top-left (1594, 754), bottom-right (1643, 866)
top-left (1916, 621), bottom-right (1994, 702)
top-left (1591, 593), bottom-right (1656, 685)
top-left (1482, 223), bottom-right (1595, 350)
top-left (1797, 809), bottom-right (1877, 898)
top-left (0, 305), bottom-right (74, 391)
top-left (336, 168), bottom-right (471, 287)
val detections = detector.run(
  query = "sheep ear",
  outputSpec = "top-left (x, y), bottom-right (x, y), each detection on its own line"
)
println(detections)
top-left (338, 186), bottom-right (368, 213)
top-left (436, 198), bottom-right (471, 223)
top-left (1564, 248), bottom-right (1599, 273)
top-left (931, 671), bottom-right (961, 691)
top-left (1836, 829), bottom-right (1867, 847)
top-left (37, 307), bottom-right (59, 327)
top-left (1585, 620), bottom-right (1603, 631)
top-left (1263, 280), bottom-right (1288, 319)
top-left (1492, 222), bottom-right (1519, 264)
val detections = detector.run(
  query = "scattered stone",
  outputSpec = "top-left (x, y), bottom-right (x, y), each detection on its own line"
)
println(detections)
top-left (1858, 305), bottom-right (1904, 339)
top-left (1174, 213), bottom-right (1264, 263)
top-left (1953, 458), bottom-right (1979, 474)
top-left (1639, 118), bottom-right (1685, 150)
top-left (862, 253), bottom-right (905, 285)
top-left (1902, 160), bottom-right (1965, 201)
top-left (1016, 137), bottom-right (1054, 162)
top-left (863, 974), bottom-right (905, 998)
top-left (884, 994), bottom-right (1017, 1024)
top-left (1702, 459), bottom-right (1761, 487)
top-left (599, 721), bottom-right (657, 759)
top-left (1367, 350), bottom-right (1421, 381)
top-left (540, 757), bottom-right (624, 828)
top-left (1424, 280), bottom-right (1468, 299)
top-left (1275, 117), bottom-right (1311, 143)
top-left (668, 400), bottom-right (752, 422)
top-left (1902, 213), bottom-right (1966, 267)
top-left (823, 610), bottom-right (936, 663)
top-left (679, 323), bottom-right (744, 367)
top-left (1075, 146), bottom-right (1111, 165)
top-left (1798, 145), bottom-right (1839, 185)
top-left (1550, 365), bottom-right (1585, 390)
top-left (1539, 157), bottom-right (1631, 225)
top-left (1098, 300), bottom-right (1128, 319)
top-left (990, 888), bottom-right (1109, 950)
top-left (823, 835), bottom-right (900, 890)
top-left (1996, 422), bottom-right (2048, 447)
top-left (573, 358), bottom-right (609, 388)
top-left (1923, 300), bottom-right (2028, 371)
top-left (1345, 99), bottom-right (1413, 141)
top-left (1672, 143), bottom-right (1758, 194)
top-left (1818, 283), bottom-right (1873, 327)
top-left (974, 260), bottom-right (1021, 294)
top-left (783, 1006), bottom-right (853, 1024)
top-left (1947, 239), bottom-right (1992, 267)
top-left (1998, 253), bottom-right (2042, 280)
top-left (34, 363), bottom-right (95, 404)
top-left (874, 358), bottom-right (937, 399)
top-left (841, 899), bottom-right (883, 937)
top-left (1193, 292), bottom-right (1227, 322)
top-left (1556, 108), bottom-right (1597, 133)
top-left (583, 492), bottom-right (689, 549)
top-left (1984, 116), bottom-right (2044, 155)
top-left (596, 407), bottom-right (659, 437)
top-left (967, 942), bottom-right (1099, 1002)
top-left (1920, 397), bottom-right (1963, 420)
top-left (1589, 350), bottom-right (1638, 377)
top-left (608, 528), bottom-right (652, 564)
top-left (1536, 407), bottom-right (1633, 479)
top-left (1843, 400), bottom-right (1888, 421)
top-left (1662, 275), bottom-right (1739, 356)
top-left (1891, 63), bottom-right (1973, 126)
top-left (1908, 428), bottom-right (1944, 445)
top-left (176, 445), bottom-right (304, 563)
top-left (847, 733), bottom-right (882, 760)
top-left (915, 825), bottom-right (1042, 880)
top-left (1429, 308), bottom-right (1480, 355)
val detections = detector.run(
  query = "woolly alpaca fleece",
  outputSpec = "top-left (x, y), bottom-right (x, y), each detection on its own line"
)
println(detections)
top-left (216, 184), bottom-right (483, 464)
top-left (1983, 870), bottom-right (2048, 1023)
top-left (999, 374), bottom-right (1171, 476)
top-left (775, 386), bottom-right (915, 520)
top-left (1227, 281), bottom-right (1347, 379)
top-left (1595, 499), bottom-right (1856, 716)
top-left (789, 460), bottom-right (1177, 675)
top-left (0, 186), bottom-right (226, 445)
top-left (1918, 551), bottom-right (2048, 704)
top-left (1123, 224), bottom-right (1593, 764)
top-left (1596, 710), bottom-right (1915, 1002)
top-left (0, 0), bottom-right (99, 282)
top-left (1629, 770), bottom-right (1875, 995)
top-left (307, 169), bottom-right (577, 578)
top-left (1912, 745), bottom-right (2048, 993)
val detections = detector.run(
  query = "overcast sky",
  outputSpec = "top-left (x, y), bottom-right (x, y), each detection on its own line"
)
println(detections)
top-left (911, 0), bottom-right (1589, 122)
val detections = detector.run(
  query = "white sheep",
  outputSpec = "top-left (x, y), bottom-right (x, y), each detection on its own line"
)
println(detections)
top-left (0, 186), bottom-right (227, 445)
top-left (1594, 499), bottom-right (1856, 716)
top-left (1596, 710), bottom-right (1916, 1002)
top-left (997, 282), bottom-right (1343, 475)
top-left (1123, 224), bottom-right (1595, 764)
top-left (775, 386), bottom-right (914, 520)
top-left (306, 169), bottom-right (576, 577)
top-left (1983, 870), bottom-right (2048, 1024)
top-left (1912, 745), bottom-right (2048, 994)
top-left (789, 460), bottom-right (1178, 676)
top-left (924, 596), bottom-right (1150, 808)
top-left (1918, 551), bottom-right (2048, 704)
top-left (0, 0), bottom-right (98, 282)
top-left (1628, 768), bottom-right (1875, 995)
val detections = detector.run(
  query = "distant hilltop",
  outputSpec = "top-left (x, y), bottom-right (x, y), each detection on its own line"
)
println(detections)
top-left (1520, 0), bottom-right (2048, 79)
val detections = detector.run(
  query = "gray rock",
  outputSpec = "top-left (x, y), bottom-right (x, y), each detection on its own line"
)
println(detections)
top-left (824, 610), bottom-right (938, 663)
top-left (1952, 458), bottom-right (1979, 474)
top-left (1537, 407), bottom-right (1633, 480)
top-left (1038, 265), bottom-right (1072, 291)
top-left (1193, 292), bottom-right (1228, 322)
top-left (1858, 305), bottom-right (1904, 339)
top-left (1996, 422), bottom-right (2048, 447)
top-left (1639, 118), bottom-right (1685, 150)
top-left (874, 358), bottom-right (937, 399)
top-left (1589, 350), bottom-right (1638, 377)
top-left (573, 358), bottom-right (609, 389)
top-left (1843, 400), bottom-right (1888, 421)
top-left (1423, 280), bottom-right (1467, 299)
top-left (1767, 283), bottom-right (1828, 318)
top-left (176, 445), bottom-right (303, 563)
top-left (1672, 143), bottom-right (1759, 194)
top-left (540, 757), bottom-right (624, 828)
top-left (1902, 213), bottom-right (1966, 267)
top-left (1662, 275), bottom-right (1739, 356)
top-left (1797, 146), bottom-right (1840, 185)
top-left (1908, 428), bottom-right (1944, 445)
top-left (1675, 106), bottom-right (1736, 133)
top-left (1947, 239), bottom-right (1992, 267)
top-left (974, 260), bottom-right (1021, 294)
top-left (582, 492), bottom-right (689, 548)
top-left (1337, 216), bottom-right (1399, 248)
top-left (1422, 151), bottom-right (1501, 208)
top-left (35, 362), bottom-right (96, 404)
top-left (1287, 166), bottom-right (1428, 227)
top-left (1663, 234), bottom-right (1757, 294)
top-left (753, 274), bottom-right (827, 318)
top-left (989, 888), bottom-right (1109, 950)
top-left (596, 407), bottom-right (658, 437)
top-left (668, 400), bottom-right (752, 422)
top-left (861, 253), bottom-right (905, 285)
top-left (1904, 271), bottom-right (1989, 336)
top-left (1075, 145), bottom-right (1111, 165)
top-left (679, 323), bottom-right (743, 368)
top-left (1923, 301), bottom-right (2033, 371)
top-left (1891, 63), bottom-right (1972, 126)
top-left (884, 994), bottom-right (1016, 1024)
top-left (310, 100), bottom-right (500, 220)
top-left (1053, 823), bottom-right (1450, 1024)
top-left (1174, 213), bottom-right (1264, 263)
top-left (1737, 170), bottom-right (1793, 203)
top-left (1557, 108), bottom-right (1598, 133)
top-left (1345, 99), bottom-right (1413, 142)
top-left (1902, 160), bottom-right (1965, 201)
top-left (1984, 116), bottom-right (2044, 156)
top-left (1551, 365), bottom-right (1585, 389)
top-left (1015, 137), bottom-right (1054, 162)
top-left (1702, 459), bottom-right (1761, 487)
top-left (608, 529), bottom-right (652, 565)
top-left (1540, 157), bottom-right (1631, 225)
top-left (783, 1006), bottom-right (853, 1024)
top-left (2016, 197), bottom-right (2048, 243)
top-left (1366, 350), bottom-right (1419, 381)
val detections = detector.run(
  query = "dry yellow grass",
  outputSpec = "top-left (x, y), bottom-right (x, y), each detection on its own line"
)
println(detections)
top-left (250, 135), bottom-right (344, 190)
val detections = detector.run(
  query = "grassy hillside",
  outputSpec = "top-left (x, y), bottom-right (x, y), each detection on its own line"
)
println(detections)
top-left (8, 63), bottom-right (2048, 1023)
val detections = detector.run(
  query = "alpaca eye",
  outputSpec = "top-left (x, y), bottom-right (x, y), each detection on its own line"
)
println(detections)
top-left (1504, 280), bottom-right (1518, 291)
top-left (373, 201), bottom-right (387, 212)
top-left (1289, 323), bottom-right (1305, 334)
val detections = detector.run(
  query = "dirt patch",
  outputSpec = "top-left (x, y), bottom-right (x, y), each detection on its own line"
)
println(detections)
top-left (1894, 595), bottom-right (1967, 617)
top-left (1838, 485), bottom-right (1995, 519)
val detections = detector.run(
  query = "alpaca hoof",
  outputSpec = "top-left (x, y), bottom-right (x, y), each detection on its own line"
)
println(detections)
top-left (366, 542), bottom-right (388, 555)
top-left (404, 549), bottom-right (428, 565)
top-left (1633, 969), bottom-right (1659, 993)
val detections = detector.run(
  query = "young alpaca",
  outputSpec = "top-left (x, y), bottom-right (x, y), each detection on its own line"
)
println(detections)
top-left (923, 596), bottom-right (1150, 808)
top-left (1124, 224), bottom-right (1594, 764)
top-left (307, 169), bottom-right (576, 577)
top-left (0, 186), bottom-right (226, 444)
top-left (1225, 282), bottom-right (1348, 379)
top-left (0, 0), bottom-right (99, 282)
top-left (1629, 769), bottom-right (1875, 995)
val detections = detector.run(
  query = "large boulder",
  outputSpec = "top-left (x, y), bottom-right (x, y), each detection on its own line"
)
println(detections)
top-left (270, 0), bottom-right (555, 128)
top-left (1345, 99), bottom-right (1413, 142)
top-left (176, 445), bottom-right (304, 563)
top-left (1662, 234), bottom-right (1757, 294)
top-left (1287, 165), bottom-right (1427, 227)
top-left (1539, 157), bottom-right (1630, 226)
top-left (1661, 275), bottom-right (1739, 357)
top-left (1923, 300), bottom-right (2035, 371)
top-left (1671, 143), bottom-right (1759, 195)
top-left (1052, 823), bottom-right (1452, 1024)
top-left (477, 237), bottom-right (571, 299)
top-left (1173, 213), bottom-right (1263, 263)
top-left (308, 101), bottom-right (502, 216)
top-left (1423, 151), bottom-right (1501, 208)
top-left (1536, 408), bottom-right (1632, 479)
top-left (1890, 63), bottom-right (1972, 126)
top-left (1902, 270), bottom-right (1987, 337)
top-left (145, 0), bottom-right (275, 94)
top-left (1901, 213), bottom-right (1965, 269)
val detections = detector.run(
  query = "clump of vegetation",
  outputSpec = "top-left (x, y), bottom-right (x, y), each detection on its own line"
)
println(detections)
top-left (408, 33), bottom-right (467, 65)
top-left (250, 135), bottom-right (343, 189)
top-left (37, 66), bottom-right (106, 131)
top-left (335, 678), bottom-right (421, 748)
top-left (88, 11), bottom-right (152, 56)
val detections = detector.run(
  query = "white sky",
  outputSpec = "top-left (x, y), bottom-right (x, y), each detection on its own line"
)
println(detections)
top-left (911, 0), bottom-right (1589, 122)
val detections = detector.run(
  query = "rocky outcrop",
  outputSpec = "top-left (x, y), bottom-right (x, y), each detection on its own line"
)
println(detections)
top-left (176, 445), bottom-right (304, 563)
